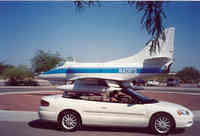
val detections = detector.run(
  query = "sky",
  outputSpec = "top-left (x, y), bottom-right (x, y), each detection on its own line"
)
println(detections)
top-left (0, 1), bottom-right (200, 72)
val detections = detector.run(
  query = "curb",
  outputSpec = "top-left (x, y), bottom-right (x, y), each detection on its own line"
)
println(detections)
top-left (0, 90), bottom-right (62, 96)
top-left (139, 90), bottom-right (200, 96)
top-left (0, 110), bottom-right (38, 122)
top-left (0, 86), bottom-right (56, 89)
top-left (143, 86), bottom-right (200, 92)
top-left (193, 111), bottom-right (200, 121)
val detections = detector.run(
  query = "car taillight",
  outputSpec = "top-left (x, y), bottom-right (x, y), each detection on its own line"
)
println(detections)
top-left (41, 100), bottom-right (49, 106)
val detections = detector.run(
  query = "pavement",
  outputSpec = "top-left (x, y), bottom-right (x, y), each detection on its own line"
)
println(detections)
top-left (2, 121), bottom-right (199, 136)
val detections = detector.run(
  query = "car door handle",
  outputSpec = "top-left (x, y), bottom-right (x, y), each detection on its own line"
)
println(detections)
top-left (101, 106), bottom-right (107, 109)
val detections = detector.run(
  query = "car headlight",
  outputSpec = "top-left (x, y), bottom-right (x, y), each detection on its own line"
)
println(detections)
top-left (177, 109), bottom-right (190, 116)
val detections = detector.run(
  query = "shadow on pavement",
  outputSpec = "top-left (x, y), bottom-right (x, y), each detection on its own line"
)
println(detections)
top-left (28, 119), bottom-right (185, 135)
top-left (28, 120), bottom-right (60, 131)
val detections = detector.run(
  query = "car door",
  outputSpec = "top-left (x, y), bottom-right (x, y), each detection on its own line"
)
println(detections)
top-left (80, 91), bottom-right (147, 127)
top-left (81, 99), bottom-right (118, 126)
top-left (99, 102), bottom-right (147, 127)
top-left (81, 99), bottom-right (147, 127)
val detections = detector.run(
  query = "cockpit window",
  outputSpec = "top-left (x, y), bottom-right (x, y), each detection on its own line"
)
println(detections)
top-left (56, 61), bottom-right (65, 67)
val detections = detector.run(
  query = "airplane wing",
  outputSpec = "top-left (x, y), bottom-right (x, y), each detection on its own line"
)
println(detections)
top-left (56, 78), bottom-right (144, 92)
top-left (56, 78), bottom-right (122, 92)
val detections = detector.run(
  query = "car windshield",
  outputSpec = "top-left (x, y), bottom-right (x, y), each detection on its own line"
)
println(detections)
top-left (126, 88), bottom-right (153, 101)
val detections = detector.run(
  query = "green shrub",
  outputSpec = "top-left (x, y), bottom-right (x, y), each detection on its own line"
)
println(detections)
top-left (2, 65), bottom-right (34, 86)
top-left (31, 50), bottom-right (64, 73)
top-left (176, 67), bottom-right (200, 83)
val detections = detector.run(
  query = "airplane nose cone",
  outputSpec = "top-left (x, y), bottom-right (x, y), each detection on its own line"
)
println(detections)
top-left (37, 69), bottom-right (67, 81)
top-left (38, 71), bottom-right (53, 80)
top-left (38, 72), bottom-right (46, 79)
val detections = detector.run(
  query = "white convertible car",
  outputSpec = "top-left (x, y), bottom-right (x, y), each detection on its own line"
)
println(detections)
top-left (38, 88), bottom-right (193, 134)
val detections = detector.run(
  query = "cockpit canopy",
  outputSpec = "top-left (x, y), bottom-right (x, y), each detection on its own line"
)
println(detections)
top-left (55, 61), bottom-right (65, 68)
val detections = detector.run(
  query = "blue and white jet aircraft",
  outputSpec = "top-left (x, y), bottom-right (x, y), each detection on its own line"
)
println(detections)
top-left (39, 27), bottom-right (175, 88)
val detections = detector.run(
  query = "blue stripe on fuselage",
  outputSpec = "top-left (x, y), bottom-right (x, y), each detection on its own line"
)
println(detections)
top-left (43, 68), bottom-right (67, 74)
top-left (67, 68), bottom-right (119, 73)
top-left (43, 67), bottom-right (163, 74)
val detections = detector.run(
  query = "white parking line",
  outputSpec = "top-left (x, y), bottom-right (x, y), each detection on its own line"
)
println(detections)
top-left (0, 91), bottom-right (62, 96)
top-left (193, 111), bottom-right (200, 121)
top-left (0, 110), bottom-right (38, 122)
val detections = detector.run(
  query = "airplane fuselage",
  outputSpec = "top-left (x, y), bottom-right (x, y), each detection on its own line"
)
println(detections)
top-left (39, 27), bottom-right (175, 82)
top-left (39, 62), bottom-right (167, 81)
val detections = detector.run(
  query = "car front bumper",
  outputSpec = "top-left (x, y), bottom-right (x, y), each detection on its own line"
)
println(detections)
top-left (175, 114), bottom-right (194, 128)
top-left (38, 107), bottom-right (57, 122)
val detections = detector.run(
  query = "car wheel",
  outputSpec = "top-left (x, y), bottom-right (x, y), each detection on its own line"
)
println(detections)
top-left (59, 111), bottom-right (81, 131)
top-left (150, 113), bottom-right (174, 135)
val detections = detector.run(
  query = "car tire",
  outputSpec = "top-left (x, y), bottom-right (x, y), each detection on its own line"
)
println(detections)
top-left (58, 111), bottom-right (81, 132)
top-left (150, 113), bottom-right (175, 135)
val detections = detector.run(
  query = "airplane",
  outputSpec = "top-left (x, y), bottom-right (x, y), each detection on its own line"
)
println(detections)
top-left (39, 27), bottom-right (175, 91)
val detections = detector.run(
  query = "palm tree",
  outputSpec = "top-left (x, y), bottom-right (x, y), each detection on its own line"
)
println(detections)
top-left (74, 1), bottom-right (167, 54)
top-left (132, 1), bottom-right (166, 54)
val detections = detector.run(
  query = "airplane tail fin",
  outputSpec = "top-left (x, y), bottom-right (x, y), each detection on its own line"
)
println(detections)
top-left (109, 27), bottom-right (175, 67)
